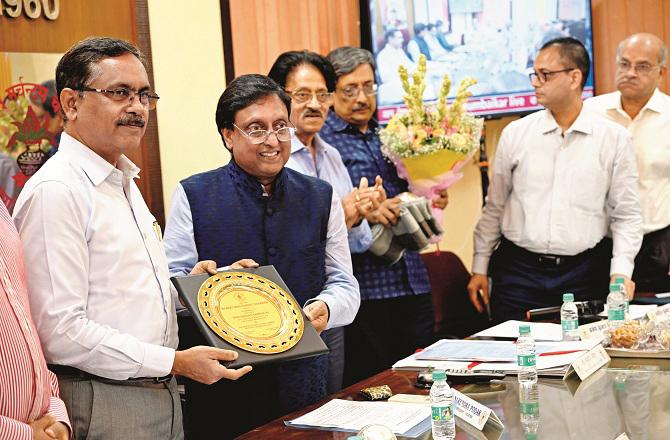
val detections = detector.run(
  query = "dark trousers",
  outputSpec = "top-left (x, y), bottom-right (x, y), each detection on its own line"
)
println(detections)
top-left (490, 238), bottom-right (612, 322)
top-left (633, 225), bottom-right (670, 293)
top-left (343, 293), bottom-right (434, 387)
top-left (177, 316), bottom-right (328, 440)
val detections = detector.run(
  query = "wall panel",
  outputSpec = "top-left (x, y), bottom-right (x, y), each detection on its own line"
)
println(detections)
top-left (591, 0), bottom-right (670, 94)
top-left (228, 0), bottom-right (360, 76)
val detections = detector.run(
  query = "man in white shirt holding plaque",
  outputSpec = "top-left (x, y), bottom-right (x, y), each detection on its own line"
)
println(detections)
top-left (585, 33), bottom-right (670, 293)
top-left (468, 37), bottom-right (643, 322)
top-left (13, 37), bottom-right (251, 439)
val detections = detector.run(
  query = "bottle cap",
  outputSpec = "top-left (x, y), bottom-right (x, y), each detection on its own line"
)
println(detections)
top-left (563, 293), bottom-right (574, 302)
top-left (609, 284), bottom-right (622, 292)
top-left (432, 370), bottom-right (446, 381)
top-left (519, 324), bottom-right (531, 335)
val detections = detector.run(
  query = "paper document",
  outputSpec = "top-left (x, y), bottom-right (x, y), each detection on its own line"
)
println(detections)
top-left (474, 320), bottom-right (563, 341)
top-left (393, 339), bottom-right (600, 377)
top-left (599, 304), bottom-right (657, 320)
top-left (285, 399), bottom-right (430, 437)
top-left (415, 339), bottom-right (597, 362)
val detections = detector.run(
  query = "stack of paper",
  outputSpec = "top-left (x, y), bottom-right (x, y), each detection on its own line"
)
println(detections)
top-left (392, 338), bottom-right (600, 378)
top-left (285, 399), bottom-right (430, 438)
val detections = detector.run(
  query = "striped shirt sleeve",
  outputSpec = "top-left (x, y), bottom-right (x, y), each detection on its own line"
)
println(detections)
top-left (0, 415), bottom-right (32, 440)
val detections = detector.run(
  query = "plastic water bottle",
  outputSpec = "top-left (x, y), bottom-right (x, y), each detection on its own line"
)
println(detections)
top-left (614, 276), bottom-right (630, 319)
top-left (519, 383), bottom-right (540, 440)
top-left (607, 283), bottom-right (626, 330)
top-left (430, 370), bottom-right (456, 440)
top-left (560, 293), bottom-right (579, 341)
top-left (517, 325), bottom-right (537, 384)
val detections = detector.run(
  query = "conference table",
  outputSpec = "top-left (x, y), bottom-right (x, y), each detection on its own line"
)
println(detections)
top-left (238, 355), bottom-right (670, 439)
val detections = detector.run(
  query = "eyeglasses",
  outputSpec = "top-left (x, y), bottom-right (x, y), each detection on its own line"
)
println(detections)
top-left (338, 83), bottom-right (378, 99)
top-left (285, 90), bottom-right (333, 103)
top-left (616, 59), bottom-right (661, 75)
top-left (77, 87), bottom-right (160, 110)
top-left (233, 123), bottom-right (294, 144)
top-left (528, 68), bottom-right (576, 84)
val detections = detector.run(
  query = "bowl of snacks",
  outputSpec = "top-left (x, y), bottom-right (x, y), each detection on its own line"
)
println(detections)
top-left (609, 321), bottom-right (646, 349)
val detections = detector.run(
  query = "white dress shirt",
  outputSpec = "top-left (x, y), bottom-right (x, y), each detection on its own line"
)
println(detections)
top-left (584, 88), bottom-right (670, 234)
top-left (164, 168), bottom-right (360, 330)
top-left (13, 133), bottom-right (176, 380)
top-left (286, 135), bottom-right (372, 253)
top-left (473, 107), bottom-right (642, 277)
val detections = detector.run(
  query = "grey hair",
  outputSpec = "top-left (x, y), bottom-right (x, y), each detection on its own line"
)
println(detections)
top-left (326, 46), bottom-right (375, 80)
top-left (616, 34), bottom-right (668, 67)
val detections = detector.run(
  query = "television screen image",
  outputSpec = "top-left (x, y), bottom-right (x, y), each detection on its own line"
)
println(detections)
top-left (366, 0), bottom-right (595, 122)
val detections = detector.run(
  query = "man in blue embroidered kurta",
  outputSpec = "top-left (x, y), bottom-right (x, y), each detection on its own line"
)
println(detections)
top-left (163, 74), bottom-right (359, 438)
top-left (321, 47), bottom-right (448, 386)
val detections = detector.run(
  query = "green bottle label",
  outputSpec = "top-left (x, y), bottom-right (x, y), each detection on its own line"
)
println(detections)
top-left (561, 319), bottom-right (578, 331)
top-left (517, 354), bottom-right (536, 367)
top-left (608, 309), bottom-right (625, 321)
top-left (431, 404), bottom-right (454, 421)
top-left (520, 401), bottom-right (539, 416)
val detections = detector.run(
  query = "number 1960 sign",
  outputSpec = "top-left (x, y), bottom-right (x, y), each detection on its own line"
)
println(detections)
top-left (0, 0), bottom-right (59, 20)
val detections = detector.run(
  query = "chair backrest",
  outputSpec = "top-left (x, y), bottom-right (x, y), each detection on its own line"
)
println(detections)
top-left (420, 251), bottom-right (489, 339)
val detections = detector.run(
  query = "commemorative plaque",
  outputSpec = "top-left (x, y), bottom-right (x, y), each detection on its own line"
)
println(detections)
top-left (171, 265), bottom-right (329, 368)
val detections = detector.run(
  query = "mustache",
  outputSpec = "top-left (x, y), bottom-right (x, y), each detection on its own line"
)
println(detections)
top-left (303, 110), bottom-right (323, 118)
top-left (117, 115), bottom-right (146, 127)
top-left (352, 103), bottom-right (370, 111)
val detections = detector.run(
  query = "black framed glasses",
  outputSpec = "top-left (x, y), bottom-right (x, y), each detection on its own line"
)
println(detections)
top-left (77, 87), bottom-right (160, 110)
top-left (616, 59), bottom-right (661, 75)
top-left (285, 90), bottom-right (333, 103)
top-left (233, 123), bottom-right (295, 144)
top-left (528, 68), bottom-right (576, 84)
top-left (338, 83), bottom-right (378, 99)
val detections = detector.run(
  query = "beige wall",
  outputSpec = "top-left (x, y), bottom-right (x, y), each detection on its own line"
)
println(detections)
top-left (432, 117), bottom-right (516, 270)
top-left (148, 0), bottom-right (231, 212)
top-left (5, 53), bottom-right (62, 87)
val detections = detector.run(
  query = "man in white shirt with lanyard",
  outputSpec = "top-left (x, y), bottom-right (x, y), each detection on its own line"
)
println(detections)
top-left (13, 37), bottom-right (251, 439)
top-left (467, 37), bottom-right (643, 321)
top-left (585, 33), bottom-right (670, 293)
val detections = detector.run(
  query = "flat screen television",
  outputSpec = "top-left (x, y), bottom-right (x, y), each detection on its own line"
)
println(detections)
top-left (361, 0), bottom-right (595, 122)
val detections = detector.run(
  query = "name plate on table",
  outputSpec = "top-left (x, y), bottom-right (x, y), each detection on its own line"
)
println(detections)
top-left (571, 345), bottom-right (610, 380)
top-left (453, 389), bottom-right (503, 431)
top-left (579, 321), bottom-right (609, 342)
top-left (171, 265), bottom-right (328, 368)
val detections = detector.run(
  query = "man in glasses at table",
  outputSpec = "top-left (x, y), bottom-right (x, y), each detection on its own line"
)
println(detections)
top-left (163, 74), bottom-right (359, 437)
top-left (319, 46), bottom-right (448, 387)
top-left (585, 33), bottom-right (670, 294)
top-left (468, 37), bottom-right (642, 322)
top-left (13, 37), bottom-right (251, 440)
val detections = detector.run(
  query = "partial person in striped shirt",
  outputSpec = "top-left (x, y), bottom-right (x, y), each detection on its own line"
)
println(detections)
top-left (0, 202), bottom-right (70, 440)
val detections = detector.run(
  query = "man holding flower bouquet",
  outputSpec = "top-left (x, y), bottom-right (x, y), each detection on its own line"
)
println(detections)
top-left (321, 46), bottom-right (448, 386)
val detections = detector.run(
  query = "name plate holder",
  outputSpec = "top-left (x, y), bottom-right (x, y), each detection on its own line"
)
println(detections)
top-left (564, 344), bottom-right (611, 381)
top-left (579, 320), bottom-right (609, 342)
top-left (453, 389), bottom-right (503, 431)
